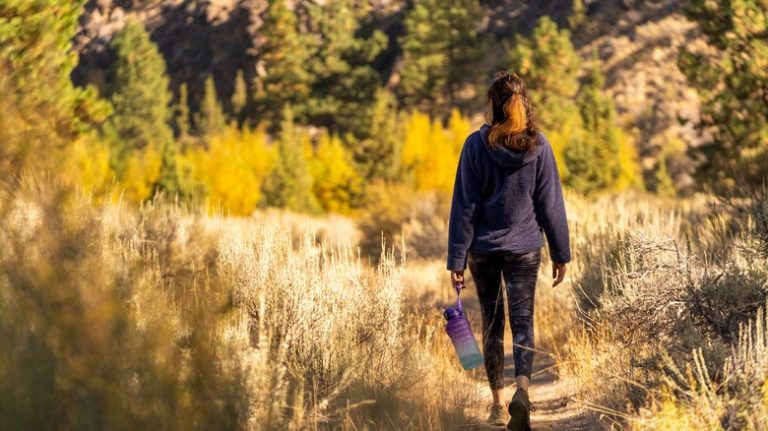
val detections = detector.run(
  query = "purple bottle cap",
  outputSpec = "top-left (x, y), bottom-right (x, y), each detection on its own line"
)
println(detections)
top-left (444, 307), bottom-right (462, 320)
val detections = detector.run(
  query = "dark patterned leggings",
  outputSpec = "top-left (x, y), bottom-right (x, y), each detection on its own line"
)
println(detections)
top-left (467, 248), bottom-right (541, 389)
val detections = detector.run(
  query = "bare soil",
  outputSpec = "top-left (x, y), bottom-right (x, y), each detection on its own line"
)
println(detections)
top-left (462, 354), bottom-right (597, 431)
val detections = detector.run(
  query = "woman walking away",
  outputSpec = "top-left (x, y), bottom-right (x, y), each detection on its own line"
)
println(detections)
top-left (446, 72), bottom-right (571, 430)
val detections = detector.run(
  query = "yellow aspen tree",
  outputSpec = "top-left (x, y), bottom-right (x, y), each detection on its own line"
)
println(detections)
top-left (185, 124), bottom-right (275, 215)
top-left (116, 146), bottom-right (163, 203)
top-left (614, 129), bottom-right (643, 192)
top-left (64, 138), bottom-right (113, 199)
top-left (309, 131), bottom-right (364, 213)
top-left (402, 109), bottom-right (472, 194)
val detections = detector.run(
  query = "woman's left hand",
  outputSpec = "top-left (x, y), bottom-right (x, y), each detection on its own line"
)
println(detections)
top-left (552, 262), bottom-right (566, 287)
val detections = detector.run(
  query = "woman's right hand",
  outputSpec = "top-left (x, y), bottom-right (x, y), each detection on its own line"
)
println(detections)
top-left (451, 270), bottom-right (465, 290)
top-left (552, 262), bottom-right (566, 287)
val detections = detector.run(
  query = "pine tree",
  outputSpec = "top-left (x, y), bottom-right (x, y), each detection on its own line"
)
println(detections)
top-left (254, 0), bottom-right (314, 126)
top-left (654, 154), bottom-right (676, 197)
top-left (231, 70), bottom-right (248, 126)
top-left (444, 1), bottom-right (488, 104)
top-left (506, 15), bottom-right (586, 182)
top-left (107, 21), bottom-right (173, 153)
top-left (679, 0), bottom-right (768, 189)
top-left (354, 88), bottom-right (403, 181)
top-left (174, 83), bottom-right (192, 141)
top-left (507, 16), bottom-right (582, 142)
top-left (569, 0), bottom-right (586, 29)
top-left (304, 0), bottom-right (387, 135)
top-left (399, 0), bottom-right (487, 115)
top-left (565, 57), bottom-right (624, 195)
top-left (154, 139), bottom-right (192, 201)
top-left (261, 105), bottom-right (320, 213)
top-left (195, 75), bottom-right (226, 136)
top-left (0, 0), bottom-right (110, 175)
top-left (106, 20), bottom-right (189, 200)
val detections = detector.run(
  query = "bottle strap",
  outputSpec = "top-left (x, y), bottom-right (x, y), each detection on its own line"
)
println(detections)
top-left (454, 283), bottom-right (463, 313)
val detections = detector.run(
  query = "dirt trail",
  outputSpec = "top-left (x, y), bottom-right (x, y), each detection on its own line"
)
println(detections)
top-left (435, 284), bottom-right (597, 430)
top-left (462, 354), bottom-right (595, 430)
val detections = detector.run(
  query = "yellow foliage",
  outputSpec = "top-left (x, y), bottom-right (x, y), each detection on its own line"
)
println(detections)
top-left (447, 108), bottom-right (472, 154)
top-left (614, 128), bottom-right (643, 192)
top-left (61, 138), bottom-right (114, 199)
top-left (402, 110), bottom-right (433, 171)
top-left (402, 108), bottom-right (472, 194)
top-left (184, 124), bottom-right (276, 216)
top-left (308, 132), bottom-right (363, 214)
top-left (544, 112), bottom-right (584, 182)
top-left (114, 143), bottom-right (162, 203)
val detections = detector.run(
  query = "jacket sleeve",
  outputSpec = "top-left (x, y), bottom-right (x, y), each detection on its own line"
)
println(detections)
top-left (533, 137), bottom-right (572, 263)
top-left (446, 139), bottom-right (482, 271)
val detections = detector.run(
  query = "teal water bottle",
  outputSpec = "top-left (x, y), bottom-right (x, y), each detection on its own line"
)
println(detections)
top-left (444, 284), bottom-right (484, 370)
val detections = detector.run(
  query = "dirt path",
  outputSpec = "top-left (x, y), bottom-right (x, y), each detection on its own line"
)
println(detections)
top-left (462, 354), bottom-right (596, 430)
top-left (435, 286), bottom-right (598, 430)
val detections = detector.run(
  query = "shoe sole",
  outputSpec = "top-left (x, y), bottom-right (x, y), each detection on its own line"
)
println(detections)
top-left (506, 401), bottom-right (529, 430)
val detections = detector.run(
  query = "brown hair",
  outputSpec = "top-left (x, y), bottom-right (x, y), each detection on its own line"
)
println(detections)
top-left (485, 71), bottom-right (538, 153)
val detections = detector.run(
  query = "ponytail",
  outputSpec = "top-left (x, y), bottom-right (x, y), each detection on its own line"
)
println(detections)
top-left (485, 72), bottom-right (538, 153)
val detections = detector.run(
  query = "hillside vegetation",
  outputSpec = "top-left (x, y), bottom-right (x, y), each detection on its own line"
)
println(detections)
top-left (1, 0), bottom-right (767, 429)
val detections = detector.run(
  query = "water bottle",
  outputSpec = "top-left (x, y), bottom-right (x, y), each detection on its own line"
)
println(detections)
top-left (444, 284), bottom-right (484, 370)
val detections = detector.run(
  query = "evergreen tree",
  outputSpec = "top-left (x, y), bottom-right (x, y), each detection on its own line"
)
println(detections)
top-left (261, 105), bottom-right (320, 213)
top-left (106, 20), bottom-right (189, 200)
top-left (399, 0), bottom-right (487, 115)
top-left (507, 16), bottom-right (582, 141)
top-left (565, 57), bottom-right (624, 195)
top-left (654, 154), bottom-right (676, 197)
top-left (354, 88), bottom-right (403, 181)
top-left (569, 0), bottom-right (586, 29)
top-left (154, 139), bottom-right (192, 201)
top-left (305, 0), bottom-right (387, 135)
top-left (0, 0), bottom-right (109, 175)
top-left (679, 0), bottom-right (768, 189)
top-left (254, 0), bottom-right (314, 126)
top-left (195, 75), bottom-right (226, 136)
top-left (231, 70), bottom-right (248, 126)
top-left (444, 0), bottom-right (488, 104)
top-left (174, 83), bottom-right (192, 141)
top-left (107, 21), bottom-right (173, 154)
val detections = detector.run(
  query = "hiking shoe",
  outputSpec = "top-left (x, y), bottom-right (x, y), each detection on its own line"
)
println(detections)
top-left (507, 389), bottom-right (531, 431)
top-left (487, 403), bottom-right (508, 426)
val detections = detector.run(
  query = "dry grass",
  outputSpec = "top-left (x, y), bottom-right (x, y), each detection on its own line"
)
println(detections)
top-left (3, 179), bottom-right (767, 430)
top-left (0, 180), bottom-right (475, 430)
top-left (556, 188), bottom-right (768, 430)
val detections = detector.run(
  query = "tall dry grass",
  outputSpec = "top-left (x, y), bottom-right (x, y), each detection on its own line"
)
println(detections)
top-left (4, 175), bottom-right (766, 430)
top-left (0, 180), bottom-right (476, 430)
top-left (557, 187), bottom-right (768, 429)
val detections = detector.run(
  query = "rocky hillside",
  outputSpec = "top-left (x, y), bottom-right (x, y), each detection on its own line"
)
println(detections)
top-left (74, 0), bottom-right (706, 190)
top-left (74, 0), bottom-right (264, 114)
top-left (481, 0), bottom-right (704, 189)
top-left (571, 0), bottom-right (703, 190)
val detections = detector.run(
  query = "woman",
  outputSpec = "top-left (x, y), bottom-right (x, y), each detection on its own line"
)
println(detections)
top-left (446, 72), bottom-right (570, 430)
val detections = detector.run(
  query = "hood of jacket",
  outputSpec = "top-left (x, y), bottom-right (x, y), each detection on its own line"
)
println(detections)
top-left (478, 123), bottom-right (540, 169)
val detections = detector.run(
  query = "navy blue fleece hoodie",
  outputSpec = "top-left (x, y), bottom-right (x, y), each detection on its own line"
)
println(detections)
top-left (446, 124), bottom-right (571, 271)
